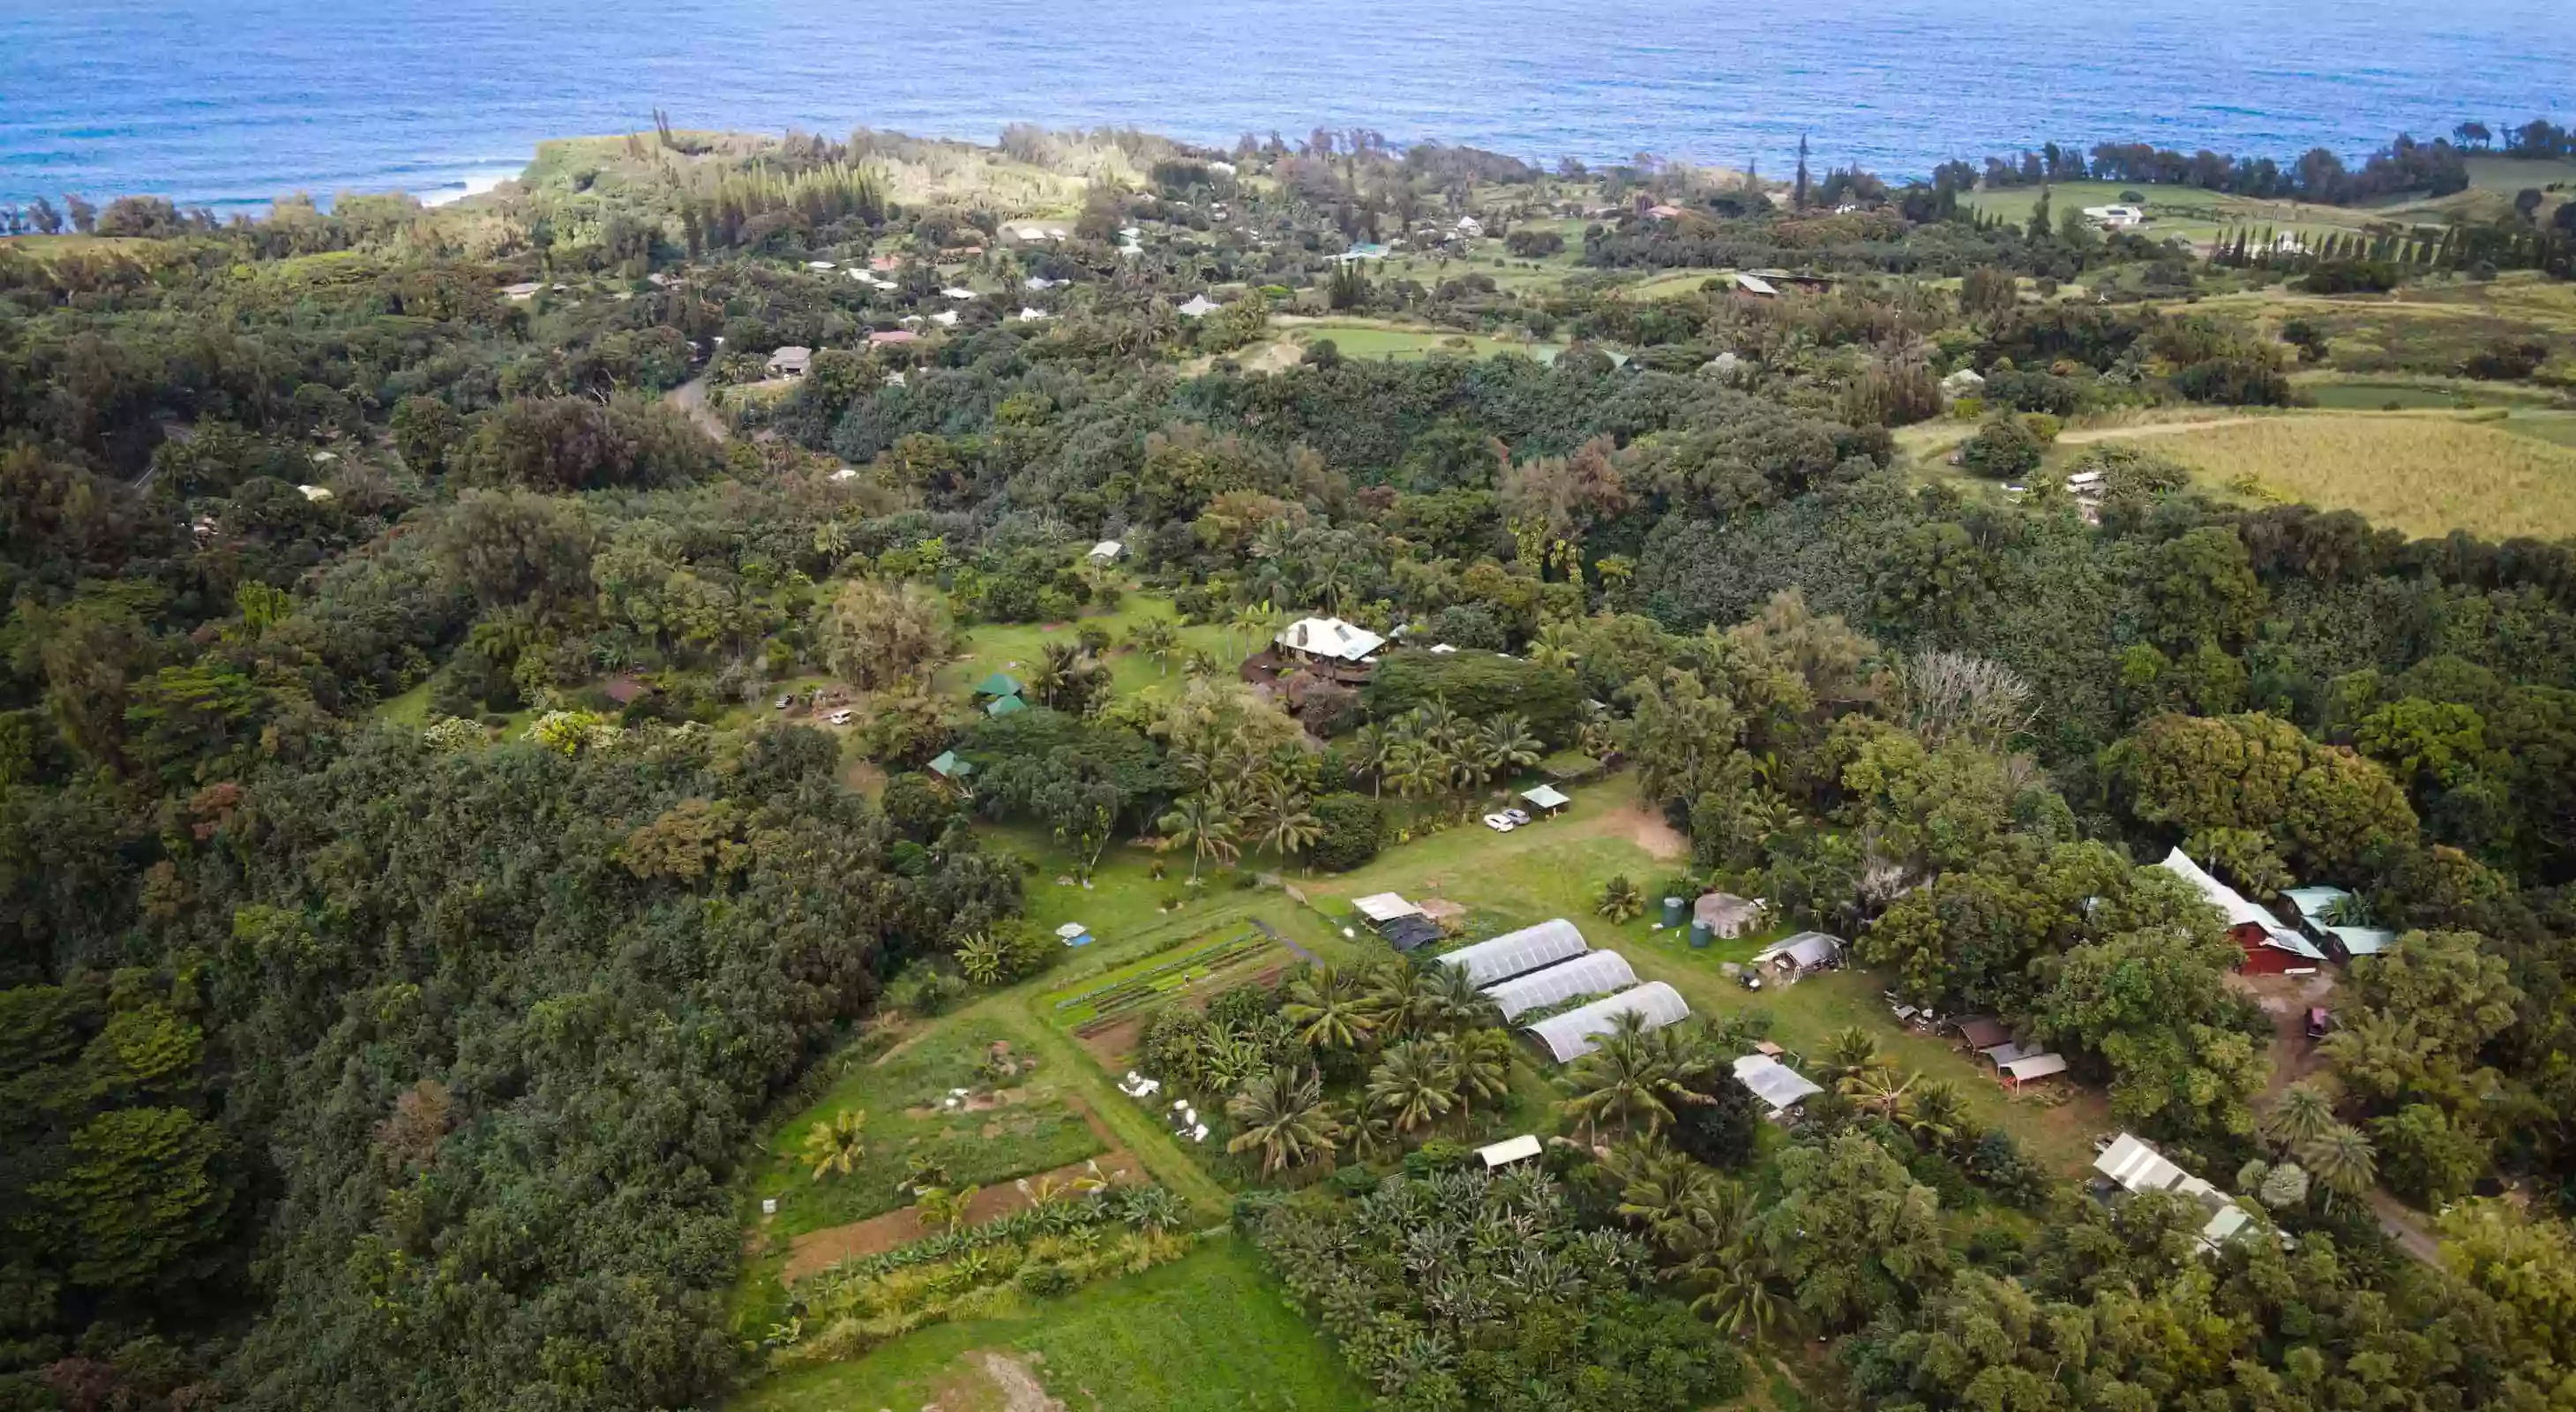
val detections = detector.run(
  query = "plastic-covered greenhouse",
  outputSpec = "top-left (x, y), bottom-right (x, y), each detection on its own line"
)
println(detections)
top-left (1482, 951), bottom-right (1638, 1021)
top-left (1433, 919), bottom-right (1589, 988)
top-left (1523, 982), bottom-right (1690, 1063)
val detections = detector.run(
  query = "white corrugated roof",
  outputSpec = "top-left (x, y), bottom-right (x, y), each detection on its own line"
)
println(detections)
top-left (1732, 1054), bottom-right (1824, 1112)
top-left (1483, 951), bottom-right (1638, 1021)
top-left (1476, 1134), bottom-right (1543, 1168)
top-left (1276, 617), bottom-right (1386, 663)
top-left (2156, 849), bottom-right (2324, 958)
top-left (1436, 919), bottom-right (1588, 988)
top-left (2001, 1053), bottom-right (2069, 1081)
top-left (1524, 982), bottom-right (1690, 1063)
top-left (2322, 925), bottom-right (2396, 955)
top-left (1754, 931), bottom-right (1844, 970)
top-left (1520, 784), bottom-right (1571, 809)
top-left (1352, 892), bottom-right (1420, 923)
top-left (2095, 1132), bottom-right (2191, 1192)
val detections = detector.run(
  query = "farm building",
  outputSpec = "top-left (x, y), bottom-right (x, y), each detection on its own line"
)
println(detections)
top-left (2093, 1132), bottom-right (2258, 1251)
top-left (1476, 1134), bottom-right (1541, 1168)
top-left (1435, 919), bottom-right (1589, 988)
top-left (1732, 1054), bottom-right (1824, 1114)
top-left (926, 750), bottom-right (973, 783)
top-left (1352, 893), bottom-right (1421, 925)
top-left (765, 346), bottom-right (813, 378)
top-left (1519, 784), bottom-right (1571, 817)
top-left (1998, 1052), bottom-right (2070, 1089)
top-left (2156, 848), bottom-right (2325, 973)
top-left (2280, 886), bottom-right (2397, 960)
top-left (1751, 931), bottom-right (1845, 980)
top-left (1482, 951), bottom-right (1639, 1021)
top-left (1732, 272), bottom-right (1779, 297)
top-left (1088, 539), bottom-right (1124, 562)
top-left (1524, 982), bottom-right (1690, 1063)
top-left (1953, 1017), bottom-right (2012, 1051)
top-left (1693, 892), bottom-right (1765, 939)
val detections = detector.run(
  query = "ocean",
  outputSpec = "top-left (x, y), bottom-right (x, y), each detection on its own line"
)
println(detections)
top-left (2, 0), bottom-right (2570, 214)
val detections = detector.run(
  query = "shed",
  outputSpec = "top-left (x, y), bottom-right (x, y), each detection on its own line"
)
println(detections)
top-left (1999, 1053), bottom-right (2069, 1087)
top-left (1476, 1134), bottom-right (1543, 1168)
top-left (1436, 919), bottom-right (1589, 988)
top-left (1732, 1054), bottom-right (1824, 1113)
top-left (1088, 539), bottom-right (1124, 562)
top-left (1353, 893), bottom-right (1421, 924)
top-left (1940, 367), bottom-right (1987, 396)
top-left (1519, 784), bottom-right (1571, 815)
top-left (985, 693), bottom-right (1029, 717)
top-left (1694, 893), bottom-right (1765, 939)
top-left (2280, 885), bottom-right (2396, 958)
top-left (1954, 1018), bottom-right (2011, 1051)
top-left (927, 750), bottom-right (973, 780)
top-left (1980, 1040), bottom-right (2041, 1067)
top-left (766, 346), bottom-right (813, 378)
top-left (867, 329), bottom-right (920, 346)
top-left (971, 672), bottom-right (1023, 698)
top-left (1056, 921), bottom-right (1095, 949)
top-left (1733, 272), bottom-right (1780, 297)
top-left (1524, 982), bottom-right (1689, 1063)
top-left (1483, 951), bottom-right (1639, 1021)
top-left (2156, 848), bottom-right (2323, 973)
top-left (1752, 931), bottom-right (1845, 976)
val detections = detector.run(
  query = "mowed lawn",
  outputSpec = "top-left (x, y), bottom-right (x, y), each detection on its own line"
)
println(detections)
top-left (734, 1237), bottom-right (1369, 1412)
top-left (2146, 413), bottom-right (2576, 540)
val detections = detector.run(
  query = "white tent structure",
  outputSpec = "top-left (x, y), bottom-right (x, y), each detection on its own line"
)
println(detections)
top-left (1436, 919), bottom-right (1589, 988)
top-left (1483, 951), bottom-right (1638, 1021)
top-left (1276, 616), bottom-right (1386, 664)
top-left (1475, 1134), bottom-right (1543, 1168)
top-left (1524, 982), bottom-right (1689, 1063)
top-left (1732, 1054), bottom-right (1825, 1113)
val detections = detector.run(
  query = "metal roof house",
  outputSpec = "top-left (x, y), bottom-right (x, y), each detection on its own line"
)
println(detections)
top-left (1276, 617), bottom-right (1386, 664)
top-left (2157, 848), bottom-right (2325, 973)
top-left (1483, 951), bottom-right (1639, 1021)
top-left (2280, 886), bottom-right (2396, 960)
top-left (1435, 919), bottom-right (1589, 988)
top-left (1733, 1054), bottom-right (1826, 1113)
top-left (1524, 982), bottom-right (1690, 1063)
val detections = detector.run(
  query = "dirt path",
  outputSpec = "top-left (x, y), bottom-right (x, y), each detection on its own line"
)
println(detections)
top-left (2056, 415), bottom-right (2267, 445)
top-left (976, 1351), bottom-right (1066, 1412)
top-left (663, 376), bottom-right (730, 442)
top-left (2367, 1188), bottom-right (2443, 1267)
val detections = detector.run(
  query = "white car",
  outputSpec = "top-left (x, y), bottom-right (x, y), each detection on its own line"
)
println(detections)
top-left (1482, 813), bottom-right (1518, 833)
top-left (827, 709), bottom-right (854, 726)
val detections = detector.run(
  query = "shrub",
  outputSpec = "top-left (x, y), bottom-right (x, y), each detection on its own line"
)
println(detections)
top-left (1014, 1261), bottom-right (1072, 1296)
top-left (1308, 792), bottom-right (1385, 872)
top-left (1958, 417), bottom-right (2043, 479)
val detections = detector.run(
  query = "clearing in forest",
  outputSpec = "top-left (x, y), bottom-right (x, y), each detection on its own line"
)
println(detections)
top-left (2146, 413), bottom-right (2576, 539)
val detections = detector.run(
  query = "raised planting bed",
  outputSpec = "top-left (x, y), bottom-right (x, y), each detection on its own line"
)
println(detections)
top-left (1052, 933), bottom-right (1277, 1027)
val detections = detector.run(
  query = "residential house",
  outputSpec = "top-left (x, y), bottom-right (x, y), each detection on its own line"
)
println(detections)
top-left (2280, 885), bottom-right (2397, 960)
top-left (2156, 848), bottom-right (2326, 973)
top-left (1751, 931), bottom-right (1845, 980)
top-left (1087, 539), bottom-right (1123, 562)
top-left (1274, 616), bottom-right (1387, 682)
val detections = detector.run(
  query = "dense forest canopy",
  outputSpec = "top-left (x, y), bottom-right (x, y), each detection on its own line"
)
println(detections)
top-left (2, 112), bottom-right (2574, 1410)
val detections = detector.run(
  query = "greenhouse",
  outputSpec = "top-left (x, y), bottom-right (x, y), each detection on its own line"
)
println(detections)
top-left (1482, 951), bottom-right (1639, 1021)
top-left (1523, 982), bottom-right (1690, 1063)
top-left (1434, 919), bottom-right (1590, 988)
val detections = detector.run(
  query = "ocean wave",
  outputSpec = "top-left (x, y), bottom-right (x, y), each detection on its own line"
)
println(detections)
top-left (421, 169), bottom-right (522, 207)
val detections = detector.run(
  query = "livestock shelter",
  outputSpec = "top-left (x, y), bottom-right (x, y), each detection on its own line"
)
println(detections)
top-left (1524, 982), bottom-right (1690, 1063)
top-left (1435, 919), bottom-right (1589, 988)
top-left (1482, 951), bottom-right (1639, 1021)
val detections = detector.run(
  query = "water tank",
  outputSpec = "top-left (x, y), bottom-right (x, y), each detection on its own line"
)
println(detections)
top-left (1660, 896), bottom-right (1688, 928)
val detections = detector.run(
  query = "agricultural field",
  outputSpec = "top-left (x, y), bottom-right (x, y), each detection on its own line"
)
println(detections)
top-left (1263, 316), bottom-right (1564, 364)
top-left (732, 1238), bottom-right (1369, 1412)
top-left (1966, 160), bottom-right (2576, 246)
top-left (932, 591), bottom-right (1249, 704)
top-left (1046, 931), bottom-right (1281, 1029)
top-left (2138, 412), bottom-right (2576, 540)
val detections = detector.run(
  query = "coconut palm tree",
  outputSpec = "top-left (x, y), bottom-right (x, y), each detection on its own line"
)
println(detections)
top-left (1448, 1029), bottom-right (1513, 1130)
top-left (1478, 715), bottom-right (1543, 778)
top-left (1605, 1141), bottom-right (1727, 1250)
top-left (1226, 1066), bottom-right (1340, 1175)
top-left (1282, 965), bottom-right (1378, 1053)
top-left (2260, 1081), bottom-right (2340, 1151)
top-left (1229, 601), bottom-right (1275, 659)
top-left (1368, 1040), bottom-right (1461, 1134)
top-left (1561, 1012), bottom-right (1681, 1142)
top-left (1596, 875), bottom-right (1644, 923)
top-left (1691, 1246), bottom-right (1791, 1342)
top-left (1157, 792), bottom-right (1239, 882)
top-left (1252, 773), bottom-right (1322, 861)
top-left (1529, 620), bottom-right (1582, 671)
top-left (1904, 1079), bottom-right (1971, 1153)
top-left (1386, 740), bottom-right (1447, 800)
top-left (1347, 721), bottom-right (1395, 797)
top-left (1128, 617), bottom-right (1179, 676)
top-left (1841, 1062), bottom-right (1917, 1123)
top-left (798, 1108), bottom-right (866, 1182)
top-left (2299, 1123), bottom-right (2378, 1204)
top-left (1816, 1026), bottom-right (1887, 1086)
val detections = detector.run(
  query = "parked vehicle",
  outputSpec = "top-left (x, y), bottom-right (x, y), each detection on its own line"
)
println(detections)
top-left (827, 709), bottom-right (855, 726)
top-left (1481, 813), bottom-right (1517, 833)
top-left (2306, 1007), bottom-right (2333, 1041)
top-left (1502, 807), bottom-right (1531, 825)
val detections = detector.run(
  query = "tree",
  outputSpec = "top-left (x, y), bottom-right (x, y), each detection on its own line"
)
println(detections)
top-left (2258, 1080), bottom-right (2340, 1150)
top-left (2032, 923), bottom-right (2268, 1138)
top-left (1957, 417), bottom-right (2042, 479)
top-left (1307, 792), bottom-right (1384, 871)
top-left (2321, 929), bottom-right (2521, 1111)
top-left (798, 1108), bottom-right (866, 1181)
top-left (1226, 1066), bottom-right (1339, 1175)
top-left (1158, 792), bottom-right (1240, 882)
top-left (1561, 1011), bottom-right (1703, 1141)
top-left (2141, 526), bottom-right (2267, 650)
top-left (35, 1107), bottom-right (232, 1291)
top-left (1368, 1040), bottom-right (1461, 1134)
top-left (2372, 1102), bottom-right (2491, 1206)
top-left (1753, 1130), bottom-right (1948, 1331)
top-left (1128, 617), bottom-right (1179, 675)
top-left (1249, 772), bottom-right (1321, 861)
top-left (2110, 712), bottom-right (2419, 879)
top-left (1282, 965), bottom-right (1377, 1052)
top-left (823, 578), bottom-right (957, 688)
top-left (2298, 1123), bottom-right (2378, 1203)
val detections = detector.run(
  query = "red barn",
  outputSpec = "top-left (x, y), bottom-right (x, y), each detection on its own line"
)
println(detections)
top-left (2155, 848), bottom-right (2326, 973)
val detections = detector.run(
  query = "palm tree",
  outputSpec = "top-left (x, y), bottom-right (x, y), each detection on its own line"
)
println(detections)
top-left (1561, 1012), bottom-right (1681, 1142)
top-left (1904, 1079), bottom-right (1970, 1153)
top-left (1605, 1141), bottom-right (1727, 1251)
top-left (1253, 774), bottom-right (1322, 861)
top-left (1529, 620), bottom-right (1582, 671)
top-left (2261, 1081), bottom-right (2341, 1151)
top-left (798, 1108), bottom-right (866, 1182)
top-left (1479, 715), bottom-right (1543, 779)
top-left (1817, 1026), bottom-right (1886, 1086)
top-left (1404, 963), bottom-right (1497, 1037)
top-left (1449, 1029), bottom-right (1512, 1130)
top-left (1226, 1066), bottom-right (1340, 1175)
top-left (1841, 1062), bottom-right (1917, 1123)
top-left (1368, 1040), bottom-right (1460, 1134)
top-left (1348, 722), bottom-right (1395, 797)
top-left (1596, 875), bottom-right (1644, 924)
top-left (1282, 965), bottom-right (1378, 1053)
top-left (2299, 1123), bottom-right (2378, 1204)
top-left (1230, 601), bottom-right (1275, 658)
top-left (1691, 1248), bottom-right (1791, 1342)
top-left (1158, 792), bottom-right (1239, 883)
top-left (1128, 618), bottom-right (1180, 676)
top-left (1386, 741), bottom-right (1447, 800)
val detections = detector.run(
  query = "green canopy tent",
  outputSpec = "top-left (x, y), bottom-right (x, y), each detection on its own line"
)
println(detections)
top-left (971, 672), bottom-right (1023, 698)
top-left (985, 693), bottom-right (1029, 717)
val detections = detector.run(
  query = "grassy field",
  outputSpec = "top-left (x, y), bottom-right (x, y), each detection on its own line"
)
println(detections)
top-left (1966, 162), bottom-right (2576, 244)
top-left (1265, 317), bottom-right (1566, 364)
top-left (734, 1238), bottom-right (1369, 1412)
top-left (749, 1022), bottom-right (1105, 1238)
top-left (2140, 413), bottom-right (2576, 539)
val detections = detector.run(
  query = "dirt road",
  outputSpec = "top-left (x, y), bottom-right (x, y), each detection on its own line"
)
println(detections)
top-left (2056, 415), bottom-right (2266, 445)
top-left (664, 376), bottom-right (730, 442)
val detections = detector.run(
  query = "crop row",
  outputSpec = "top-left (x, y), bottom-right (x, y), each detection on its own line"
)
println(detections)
top-left (1052, 933), bottom-right (1268, 1012)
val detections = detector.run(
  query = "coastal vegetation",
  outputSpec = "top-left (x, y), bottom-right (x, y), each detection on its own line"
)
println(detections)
top-left (2, 109), bottom-right (2574, 1412)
